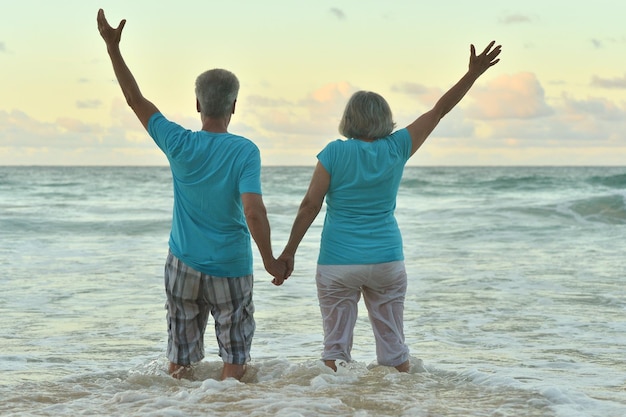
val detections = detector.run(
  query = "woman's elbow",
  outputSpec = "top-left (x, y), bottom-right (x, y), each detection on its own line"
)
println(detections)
top-left (299, 200), bottom-right (322, 218)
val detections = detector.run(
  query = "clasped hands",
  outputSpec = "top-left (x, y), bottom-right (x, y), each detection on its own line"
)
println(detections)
top-left (266, 252), bottom-right (294, 286)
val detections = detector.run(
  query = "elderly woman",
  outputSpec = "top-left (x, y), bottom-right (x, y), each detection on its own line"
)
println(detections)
top-left (277, 41), bottom-right (502, 372)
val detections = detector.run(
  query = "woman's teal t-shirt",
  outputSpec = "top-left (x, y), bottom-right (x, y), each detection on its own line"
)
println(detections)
top-left (316, 128), bottom-right (412, 265)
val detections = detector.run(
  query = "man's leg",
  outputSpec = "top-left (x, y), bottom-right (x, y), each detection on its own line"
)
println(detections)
top-left (164, 251), bottom-right (210, 379)
top-left (220, 363), bottom-right (247, 380)
top-left (209, 275), bottom-right (255, 381)
top-left (169, 363), bottom-right (193, 379)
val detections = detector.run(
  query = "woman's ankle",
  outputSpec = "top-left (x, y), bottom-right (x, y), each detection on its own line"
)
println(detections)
top-left (323, 360), bottom-right (337, 372)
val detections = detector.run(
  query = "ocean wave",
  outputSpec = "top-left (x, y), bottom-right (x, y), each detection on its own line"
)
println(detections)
top-left (480, 174), bottom-right (562, 191)
top-left (564, 194), bottom-right (626, 224)
top-left (500, 194), bottom-right (626, 225)
top-left (586, 172), bottom-right (626, 188)
top-left (1, 217), bottom-right (171, 236)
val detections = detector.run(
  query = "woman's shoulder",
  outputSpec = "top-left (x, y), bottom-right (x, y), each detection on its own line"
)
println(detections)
top-left (387, 128), bottom-right (410, 141)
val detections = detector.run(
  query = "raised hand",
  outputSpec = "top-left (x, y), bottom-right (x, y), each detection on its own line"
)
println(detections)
top-left (469, 41), bottom-right (502, 76)
top-left (97, 9), bottom-right (126, 47)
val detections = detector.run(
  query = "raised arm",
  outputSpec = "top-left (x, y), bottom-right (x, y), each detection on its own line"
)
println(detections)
top-left (97, 9), bottom-right (159, 129)
top-left (407, 41), bottom-right (502, 156)
top-left (278, 162), bottom-right (330, 281)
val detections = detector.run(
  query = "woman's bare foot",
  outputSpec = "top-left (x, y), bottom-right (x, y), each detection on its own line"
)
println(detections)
top-left (394, 360), bottom-right (410, 373)
top-left (324, 360), bottom-right (337, 372)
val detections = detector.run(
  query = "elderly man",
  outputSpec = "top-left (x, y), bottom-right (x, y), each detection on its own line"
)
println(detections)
top-left (97, 9), bottom-right (286, 380)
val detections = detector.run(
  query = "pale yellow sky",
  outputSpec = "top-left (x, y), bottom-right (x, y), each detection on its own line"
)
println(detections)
top-left (1, 0), bottom-right (626, 165)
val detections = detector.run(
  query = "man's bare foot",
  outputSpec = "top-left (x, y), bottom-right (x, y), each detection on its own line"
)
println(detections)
top-left (221, 363), bottom-right (246, 381)
top-left (169, 362), bottom-right (193, 380)
top-left (394, 360), bottom-right (410, 373)
top-left (324, 360), bottom-right (337, 372)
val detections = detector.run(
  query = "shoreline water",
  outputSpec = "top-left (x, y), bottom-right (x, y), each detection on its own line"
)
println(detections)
top-left (1, 166), bottom-right (625, 416)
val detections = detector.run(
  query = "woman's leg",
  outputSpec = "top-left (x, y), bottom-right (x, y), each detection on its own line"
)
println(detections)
top-left (316, 264), bottom-right (363, 367)
top-left (362, 261), bottom-right (410, 370)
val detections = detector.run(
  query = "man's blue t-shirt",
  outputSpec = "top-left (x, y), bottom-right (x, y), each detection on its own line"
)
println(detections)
top-left (316, 128), bottom-right (412, 265)
top-left (148, 113), bottom-right (262, 277)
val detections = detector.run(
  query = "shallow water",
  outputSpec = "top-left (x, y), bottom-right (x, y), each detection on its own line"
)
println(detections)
top-left (1, 166), bottom-right (625, 416)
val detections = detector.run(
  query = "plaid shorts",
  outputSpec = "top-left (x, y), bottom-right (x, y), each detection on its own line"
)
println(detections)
top-left (164, 251), bottom-right (255, 366)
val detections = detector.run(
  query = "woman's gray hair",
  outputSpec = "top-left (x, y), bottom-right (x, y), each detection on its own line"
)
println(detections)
top-left (195, 69), bottom-right (240, 118)
top-left (338, 91), bottom-right (396, 140)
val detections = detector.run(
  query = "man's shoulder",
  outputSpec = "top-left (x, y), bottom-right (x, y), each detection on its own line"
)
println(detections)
top-left (225, 133), bottom-right (260, 151)
top-left (148, 112), bottom-right (187, 135)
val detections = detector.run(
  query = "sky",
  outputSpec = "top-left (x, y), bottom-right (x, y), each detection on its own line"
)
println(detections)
top-left (1, 0), bottom-right (626, 166)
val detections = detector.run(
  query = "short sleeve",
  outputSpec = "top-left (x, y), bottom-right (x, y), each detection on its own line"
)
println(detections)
top-left (239, 145), bottom-right (262, 195)
top-left (317, 140), bottom-right (338, 175)
top-left (390, 128), bottom-right (412, 162)
top-left (147, 112), bottom-right (185, 155)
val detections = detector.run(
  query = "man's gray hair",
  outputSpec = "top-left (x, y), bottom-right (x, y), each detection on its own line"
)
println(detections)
top-left (339, 91), bottom-right (395, 140)
top-left (195, 69), bottom-right (240, 118)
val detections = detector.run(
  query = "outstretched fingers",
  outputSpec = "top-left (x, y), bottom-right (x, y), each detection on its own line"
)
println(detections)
top-left (481, 40), bottom-right (497, 55)
top-left (97, 9), bottom-right (126, 44)
top-left (482, 41), bottom-right (502, 63)
top-left (96, 9), bottom-right (109, 31)
top-left (487, 43), bottom-right (502, 66)
top-left (470, 40), bottom-right (502, 71)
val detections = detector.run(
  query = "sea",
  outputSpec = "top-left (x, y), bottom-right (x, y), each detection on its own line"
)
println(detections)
top-left (1, 165), bottom-right (625, 417)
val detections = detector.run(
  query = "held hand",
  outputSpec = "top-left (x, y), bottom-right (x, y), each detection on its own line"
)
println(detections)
top-left (277, 252), bottom-right (294, 279)
top-left (97, 9), bottom-right (126, 47)
top-left (267, 258), bottom-right (288, 286)
top-left (270, 253), bottom-right (294, 286)
top-left (469, 41), bottom-right (502, 76)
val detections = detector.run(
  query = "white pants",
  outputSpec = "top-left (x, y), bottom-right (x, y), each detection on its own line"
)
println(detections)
top-left (316, 261), bottom-right (409, 367)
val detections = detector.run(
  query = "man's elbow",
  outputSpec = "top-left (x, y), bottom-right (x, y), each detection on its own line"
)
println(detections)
top-left (123, 92), bottom-right (140, 110)
top-left (244, 205), bottom-right (267, 225)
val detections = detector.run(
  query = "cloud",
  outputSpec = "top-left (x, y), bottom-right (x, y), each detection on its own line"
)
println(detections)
top-left (246, 81), bottom-right (356, 137)
top-left (589, 36), bottom-right (626, 50)
top-left (0, 42), bottom-right (5, 52)
top-left (475, 92), bottom-right (626, 146)
top-left (392, 72), bottom-right (626, 149)
top-left (0, 102), bottom-right (148, 150)
top-left (590, 39), bottom-right (603, 49)
top-left (329, 7), bottom-right (346, 20)
top-left (306, 81), bottom-right (353, 105)
top-left (591, 73), bottom-right (626, 89)
top-left (76, 99), bottom-right (103, 109)
top-left (562, 94), bottom-right (626, 121)
top-left (109, 97), bottom-right (146, 137)
top-left (466, 72), bottom-right (554, 119)
top-left (0, 96), bottom-right (225, 165)
top-left (0, 110), bottom-right (61, 146)
top-left (392, 83), bottom-right (429, 95)
top-left (246, 96), bottom-right (291, 107)
top-left (242, 74), bottom-right (626, 156)
top-left (391, 82), bottom-right (443, 107)
top-left (3, 76), bottom-right (626, 166)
